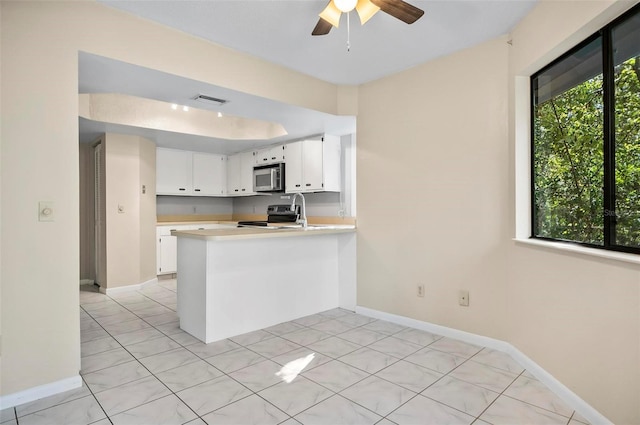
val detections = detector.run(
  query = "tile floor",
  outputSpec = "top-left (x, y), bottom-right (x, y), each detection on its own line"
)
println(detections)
top-left (0, 279), bottom-right (591, 425)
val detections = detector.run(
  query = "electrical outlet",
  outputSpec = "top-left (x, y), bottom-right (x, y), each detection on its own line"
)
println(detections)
top-left (458, 290), bottom-right (469, 306)
top-left (417, 284), bottom-right (425, 298)
top-left (38, 201), bottom-right (54, 222)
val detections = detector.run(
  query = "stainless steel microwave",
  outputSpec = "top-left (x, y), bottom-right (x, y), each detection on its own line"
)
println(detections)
top-left (253, 163), bottom-right (284, 192)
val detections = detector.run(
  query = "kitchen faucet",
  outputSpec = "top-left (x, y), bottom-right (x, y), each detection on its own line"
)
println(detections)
top-left (291, 192), bottom-right (307, 228)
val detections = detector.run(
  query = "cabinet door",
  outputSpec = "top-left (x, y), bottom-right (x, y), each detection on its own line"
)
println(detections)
top-left (302, 139), bottom-right (324, 191)
top-left (226, 154), bottom-right (241, 195)
top-left (254, 148), bottom-right (270, 165)
top-left (284, 141), bottom-right (303, 193)
top-left (158, 235), bottom-right (177, 274)
top-left (269, 145), bottom-right (285, 163)
top-left (193, 153), bottom-right (226, 196)
top-left (255, 145), bottom-right (284, 165)
top-left (240, 151), bottom-right (255, 194)
top-left (156, 148), bottom-right (192, 195)
top-left (321, 135), bottom-right (342, 192)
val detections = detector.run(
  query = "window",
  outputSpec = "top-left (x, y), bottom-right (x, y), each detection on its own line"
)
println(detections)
top-left (531, 4), bottom-right (640, 254)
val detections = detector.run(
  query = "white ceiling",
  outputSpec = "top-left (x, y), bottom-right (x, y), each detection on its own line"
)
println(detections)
top-left (80, 0), bottom-right (537, 154)
top-left (98, 0), bottom-right (537, 85)
top-left (79, 52), bottom-right (355, 154)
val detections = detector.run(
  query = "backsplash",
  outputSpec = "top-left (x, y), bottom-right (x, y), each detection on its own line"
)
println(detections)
top-left (156, 192), bottom-right (347, 218)
top-left (233, 192), bottom-right (346, 217)
top-left (156, 196), bottom-right (234, 216)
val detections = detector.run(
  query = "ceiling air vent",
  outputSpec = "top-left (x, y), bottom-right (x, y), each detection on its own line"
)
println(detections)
top-left (192, 94), bottom-right (229, 106)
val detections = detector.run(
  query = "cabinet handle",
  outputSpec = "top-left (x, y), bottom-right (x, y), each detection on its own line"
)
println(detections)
top-left (234, 189), bottom-right (239, 192)
top-left (179, 188), bottom-right (186, 191)
top-left (306, 183), bottom-right (311, 187)
top-left (241, 188), bottom-right (246, 191)
top-left (194, 189), bottom-right (201, 192)
top-left (271, 156), bottom-right (276, 160)
top-left (295, 184), bottom-right (301, 187)
top-left (263, 158), bottom-right (268, 161)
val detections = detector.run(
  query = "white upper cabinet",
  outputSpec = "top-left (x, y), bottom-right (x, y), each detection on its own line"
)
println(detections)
top-left (255, 144), bottom-right (285, 165)
top-left (156, 148), bottom-right (193, 195)
top-left (240, 151), bottom-right (256, 195)
top-left (157, 136), bottom-right (340, 197)
top-left (226, 153), bottom-right (242, 195)
top-left (284, 135), bottom-right (341, 193)
top-left (156, 148), bottom-right (226, 196)
top-left (192, 153), bottom-right (226, 196)
top-left (226, 151), bottom-right (255, 196)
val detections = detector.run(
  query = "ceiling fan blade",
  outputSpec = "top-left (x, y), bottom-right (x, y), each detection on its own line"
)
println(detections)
top-left (318, 1), bottom-right (342, 28)
top-left (370, 0), bottom-right (424, 24)
top-left (312, 18), bottom-right (334, 36)
top-left (355, 0), bottom-right (380, 25)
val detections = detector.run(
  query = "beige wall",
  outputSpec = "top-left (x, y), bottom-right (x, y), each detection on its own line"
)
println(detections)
top-left (357, 1), bottom-right (640, 422)
top-left (79, 143), bottom-right (96, 282)
top-left (103, 134), bottom-right (157, 289)
top-left (3, 0), bottom-right (639, 421)
top-left (507, 1), bottom-right (640, 423)
top-left (0, 0), bottom-right (340, 397)
top-left (357, 36), bottom-right (510, 340)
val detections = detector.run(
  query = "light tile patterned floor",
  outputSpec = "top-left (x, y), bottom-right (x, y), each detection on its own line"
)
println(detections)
top-left (0, 279), bottom-right (591, 425)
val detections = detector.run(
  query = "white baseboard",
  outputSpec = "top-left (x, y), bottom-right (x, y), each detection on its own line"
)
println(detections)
top-left (0, 375), bottom-right (82, 409)
top-left (102, 277), bottom-right (158, 296)
top-left (79, 279), bottom-right (94, 286)
top-left (355, 306), bottom-right (612, 425)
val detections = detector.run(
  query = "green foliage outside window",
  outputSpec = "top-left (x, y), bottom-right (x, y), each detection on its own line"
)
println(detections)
top-left (533, 70), bottom-right (604, 244)
top-left (533, 56), bottom-right (640, 248)
top-left (613, 58), bottom-right (640, 247)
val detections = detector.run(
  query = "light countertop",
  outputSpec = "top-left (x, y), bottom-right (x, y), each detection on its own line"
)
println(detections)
top-left (171, 224), bottom-right (355, 241)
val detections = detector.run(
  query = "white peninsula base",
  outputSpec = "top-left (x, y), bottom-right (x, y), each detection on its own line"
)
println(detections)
top-left (174, 228), bottom-right (356, 343)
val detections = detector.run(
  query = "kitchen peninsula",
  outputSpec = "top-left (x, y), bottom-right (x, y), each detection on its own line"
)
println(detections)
top-left (172, 225), bottom-right (356, 343)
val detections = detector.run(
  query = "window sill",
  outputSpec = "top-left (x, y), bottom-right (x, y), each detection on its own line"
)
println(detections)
top-left (513, 238), bottom-right (640, 266)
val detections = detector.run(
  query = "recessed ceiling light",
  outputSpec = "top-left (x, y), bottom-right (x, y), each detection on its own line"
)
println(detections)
top-left (218, 112), bottom-right (223, 118)
top-left (171, 104), bottom-right (177, 110)
top-left (183, 106), bottom-right (189, 112)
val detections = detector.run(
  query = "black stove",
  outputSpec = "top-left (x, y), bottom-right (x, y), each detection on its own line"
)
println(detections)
top-left (237, 204), bottom-right (300, 227)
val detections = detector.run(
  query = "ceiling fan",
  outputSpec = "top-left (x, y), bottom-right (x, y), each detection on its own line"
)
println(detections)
top-left (312, 0), bottom-right (424, 36)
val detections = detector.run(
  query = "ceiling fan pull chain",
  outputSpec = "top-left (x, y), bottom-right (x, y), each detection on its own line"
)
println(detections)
top-left (347, 11), bottom-right (351, 52)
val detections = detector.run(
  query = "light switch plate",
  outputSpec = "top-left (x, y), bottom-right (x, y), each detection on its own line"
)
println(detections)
top-left (39, 201), bottom-right (54, 222)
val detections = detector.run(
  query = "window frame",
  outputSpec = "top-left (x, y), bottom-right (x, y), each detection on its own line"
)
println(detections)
top-left (529, 3), bottom-right (640, 255)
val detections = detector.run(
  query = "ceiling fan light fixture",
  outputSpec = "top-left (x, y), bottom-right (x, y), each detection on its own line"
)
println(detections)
top-left (355, 0), bottom-right (380, 25)
top-left (334, 0), bottom-right (357, 13)
top-left (319, 1), bottom-right (342, 27)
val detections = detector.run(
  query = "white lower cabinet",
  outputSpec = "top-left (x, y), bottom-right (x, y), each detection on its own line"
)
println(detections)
top-left (157, 235), bottom-right (177, 275)
top-left (156, 224), bottom-right (235, 275)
